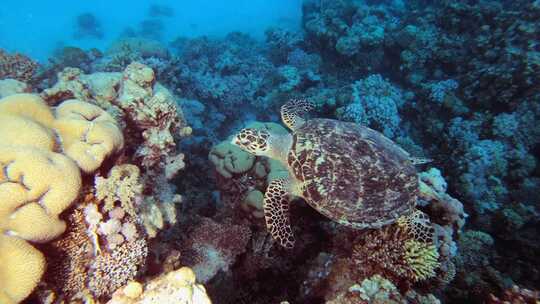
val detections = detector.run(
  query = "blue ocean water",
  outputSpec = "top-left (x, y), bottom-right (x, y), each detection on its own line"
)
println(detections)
top-left (0, 0), bottom-right (302, 61)
top-left (0, 1), bottom-right (539, 304)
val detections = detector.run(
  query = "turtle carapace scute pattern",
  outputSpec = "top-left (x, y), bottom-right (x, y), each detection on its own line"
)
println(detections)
top-left (288, 118), bottom-right (418, 229)
top-left (231, 99), bottom-right (419, 248)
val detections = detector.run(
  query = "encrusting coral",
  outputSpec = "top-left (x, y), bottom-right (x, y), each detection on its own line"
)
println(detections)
top-left (95, 164), bottom-right (143, 216)
top-left (108, 267), bottom-right (212, 304)
top-left (0, 93), bottom-right (124, 303)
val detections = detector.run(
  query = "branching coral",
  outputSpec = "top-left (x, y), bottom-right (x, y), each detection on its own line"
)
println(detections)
top-left (337, 74), bottom-right (404, 138)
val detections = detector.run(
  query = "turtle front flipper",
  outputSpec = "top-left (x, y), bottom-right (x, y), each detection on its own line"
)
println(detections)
top-left (281, 99), bottom-right (314, 131)
top-left (263, 178), bottom-right (295, 249)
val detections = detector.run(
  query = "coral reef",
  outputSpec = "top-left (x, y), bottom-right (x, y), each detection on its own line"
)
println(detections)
top-left (2, 1), bottom-right (538, 303)
top-left (0, 49), bottom-right (38, 83)
top-left (180, 217), bottom-right (252, 283)
top-left (0, 79), bottom-right (30, 98)
top-left (45, 204), bottom-right (147, 300)
top-left (0, 92), bottom-right (124, 303)
top-left (108, 267), bottom-right (211, 304)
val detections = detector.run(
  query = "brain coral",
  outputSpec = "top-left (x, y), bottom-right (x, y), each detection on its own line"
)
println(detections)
top-left (54, 99), bottom-right (124, 173)
top-left (0, 95), bottom-right (83, 303)
top-left (0, 93), bottom-right (123, 303)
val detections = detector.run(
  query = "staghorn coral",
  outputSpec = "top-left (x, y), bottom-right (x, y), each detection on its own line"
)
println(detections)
top-left (0, 49), bottom-right (38, 83)
top-left (337, 74), bottom-right (405, 138)
top-left (108, 267), bottom-right (212, 304)
top-left (403, 239), bottom-right (440, 282)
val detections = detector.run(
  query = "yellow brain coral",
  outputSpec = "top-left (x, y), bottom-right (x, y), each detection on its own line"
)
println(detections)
top-left (54, 99), bottom-right (124, 173)
top-left (0, 146), bottom-right (82, 303)
top-left (0, 93), bottom-right (123, 303)
top-left (0, 235), bottom-right (45, 304)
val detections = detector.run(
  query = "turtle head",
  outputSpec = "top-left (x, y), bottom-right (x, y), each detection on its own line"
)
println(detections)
top-left (232, 128), bottom-right (271, 156)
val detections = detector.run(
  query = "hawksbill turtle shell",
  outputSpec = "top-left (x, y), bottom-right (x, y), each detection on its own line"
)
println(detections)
top-left (287, 118), bottom-right (418, 228)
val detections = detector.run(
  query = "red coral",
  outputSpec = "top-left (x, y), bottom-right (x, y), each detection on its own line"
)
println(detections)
top-left (0, 49), bottom-right (38, 82)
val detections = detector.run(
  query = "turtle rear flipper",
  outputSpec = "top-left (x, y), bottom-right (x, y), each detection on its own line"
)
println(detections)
top-left (281, 99), bottom-right (314, 131)
top-left (264, 178), bottom-right (295, 249)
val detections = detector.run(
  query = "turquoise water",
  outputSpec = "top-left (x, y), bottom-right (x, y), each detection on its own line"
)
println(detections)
top-left (0, 0), bottom-right (301, 61)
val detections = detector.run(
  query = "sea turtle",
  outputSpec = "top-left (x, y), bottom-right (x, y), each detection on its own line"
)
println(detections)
top-left (231, 99), bottom-right (424, 248)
